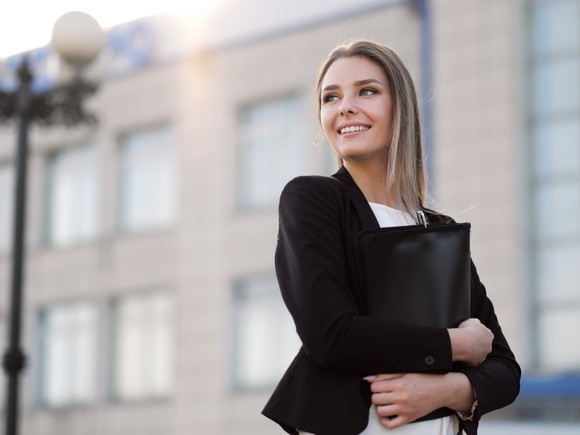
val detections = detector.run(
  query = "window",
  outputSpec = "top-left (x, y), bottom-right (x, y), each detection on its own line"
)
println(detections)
top-left (118, 126), bottom-right (176, 233)
top-left (237, 95), bottom-right (308, 210)
top-left (38, 301), bottom-right (98, 407)
top-left (112, 290), bottom-right (174, 401)
top-left (44, 144), bottom-right (98, 247)
top-left (0, 315), bottom-right (4, 409)
top-left (0, 164), bottom-right (13, 254)
top-left (528, 0), bottom-right (580, 371)
top-left (231, 275), bottom-right (300, 389)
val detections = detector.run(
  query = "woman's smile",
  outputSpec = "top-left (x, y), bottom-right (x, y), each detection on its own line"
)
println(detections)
top-left (338, 123), bottom-right (371, 135)
top-left (337, 123), bottom-right (371, 136)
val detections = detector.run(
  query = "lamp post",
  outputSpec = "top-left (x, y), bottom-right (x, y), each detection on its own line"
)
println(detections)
top-left (0, 11), bottom-right (105, 435)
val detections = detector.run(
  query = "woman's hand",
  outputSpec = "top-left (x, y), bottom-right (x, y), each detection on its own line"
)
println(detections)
top-left (364, 372), bottom-right (475, 429)
top-left (365, 373), bottom-right (442, 428)
top-left (448, 318), bottom-right (493, 367)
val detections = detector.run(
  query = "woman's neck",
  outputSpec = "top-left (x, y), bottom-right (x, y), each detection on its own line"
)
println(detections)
top-left (343, 160), bottom-right (396, 208)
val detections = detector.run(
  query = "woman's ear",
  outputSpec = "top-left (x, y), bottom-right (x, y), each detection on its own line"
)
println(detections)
top-left (313, 129), bottom-right (327, 147)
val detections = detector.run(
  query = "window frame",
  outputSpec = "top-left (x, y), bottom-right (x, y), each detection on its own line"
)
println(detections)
top-left (42, 142), bottom-right (99, 248)
top-left (109, 288), bottom-right (175, 402)
top-left (36, 300), bottom-right (99, 408)
top-left (526, 0), bottom-right (580, 372)
top-left (230, 274), bottom-right (300, 391)
top-left (0, 162), bottom-right (14, 255)
top-left (235, 93), bottom-right (309, 212)
top-left (116, 124), bottom-right (177, 234)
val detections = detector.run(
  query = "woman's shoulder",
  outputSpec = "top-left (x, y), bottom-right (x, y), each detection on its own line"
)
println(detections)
top-left (278, 175), bottom-right (348, 220)
top-left (281, 174), bottom-right (346, 200)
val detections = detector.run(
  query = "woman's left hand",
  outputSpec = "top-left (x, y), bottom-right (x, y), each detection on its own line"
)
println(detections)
top-left (364, 373), bottom-right (453, 429)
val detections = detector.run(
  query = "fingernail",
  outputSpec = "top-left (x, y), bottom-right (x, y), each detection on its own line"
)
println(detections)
top-left (363, 375), bottom-right (376, 381)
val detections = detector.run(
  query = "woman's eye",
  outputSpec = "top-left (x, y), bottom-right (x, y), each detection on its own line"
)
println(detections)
top-left (360, 88), bottom-right (377, 96)
top-left (322, 94), bottom-right (339, 103)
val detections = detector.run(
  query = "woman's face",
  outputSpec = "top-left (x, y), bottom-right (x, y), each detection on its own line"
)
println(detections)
top-left (320, 56), bottom-right (394, 164)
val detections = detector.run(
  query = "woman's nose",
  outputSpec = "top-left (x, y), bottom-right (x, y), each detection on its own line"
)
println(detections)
top-left (339, 95), bottom-right (357, 116)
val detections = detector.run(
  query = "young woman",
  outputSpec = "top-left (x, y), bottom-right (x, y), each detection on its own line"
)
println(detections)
top-left (262, 40), bottom-right (520, 435)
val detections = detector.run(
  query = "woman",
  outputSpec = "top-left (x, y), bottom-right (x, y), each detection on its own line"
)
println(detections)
top-left (262, 40), bottom-right (520, 435)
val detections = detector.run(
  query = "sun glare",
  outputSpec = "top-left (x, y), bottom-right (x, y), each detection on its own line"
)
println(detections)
top-left (0, 0), bottom-right (221, 58)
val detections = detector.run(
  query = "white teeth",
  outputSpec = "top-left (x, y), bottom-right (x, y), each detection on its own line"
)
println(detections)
top-left (340, 125), bottom-right (369, 134)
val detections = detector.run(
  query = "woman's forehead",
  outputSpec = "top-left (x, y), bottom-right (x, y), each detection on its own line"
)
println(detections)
top-left (322, 56), bottom-right (388, 88)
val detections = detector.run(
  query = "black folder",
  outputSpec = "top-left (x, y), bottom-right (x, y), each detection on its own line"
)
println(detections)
top-left (356, 222), bottom-right (471, 328)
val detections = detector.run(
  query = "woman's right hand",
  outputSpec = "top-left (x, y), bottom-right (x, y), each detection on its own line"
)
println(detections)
top-left (447, 318), bottom-right (494, 367)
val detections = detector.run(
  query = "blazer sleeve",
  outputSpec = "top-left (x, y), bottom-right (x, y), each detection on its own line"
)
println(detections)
top-left (275, 176), bottom-right (453, 375)
top-left (458, 261), bottom-right (521, 433)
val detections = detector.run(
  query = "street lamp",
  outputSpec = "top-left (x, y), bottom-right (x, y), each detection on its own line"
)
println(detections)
top-left (0, 11), bottom-right (105, 435)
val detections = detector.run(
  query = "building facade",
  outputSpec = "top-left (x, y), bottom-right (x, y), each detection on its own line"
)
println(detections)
top-left (0, 0), bottom-right (579, 434)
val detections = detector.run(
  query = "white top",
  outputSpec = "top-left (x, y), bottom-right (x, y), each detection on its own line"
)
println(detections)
top-left (299, 203), bottom-right (460, 435)
top-left (367, 202), bottom-right (416, 227)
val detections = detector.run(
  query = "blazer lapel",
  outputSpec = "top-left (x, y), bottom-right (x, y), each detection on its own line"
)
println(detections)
top-left (332, 166), bottom-right (380, 230)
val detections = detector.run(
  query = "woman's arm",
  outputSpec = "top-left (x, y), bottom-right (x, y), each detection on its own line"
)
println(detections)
top-left (448, 318), bottom-right (494, 366)
top-left (366, 261), bottom-right (520, 430)
top-left (366, 372), bottom-right (475, 429)
top-left (364, 317), bottom-right (492, 429)
top-left (457, 261), bottom-right (521, 420)
top-left (276, 176), bottom-right (453, 375)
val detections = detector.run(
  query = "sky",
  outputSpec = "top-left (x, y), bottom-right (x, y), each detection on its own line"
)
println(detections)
top-left (0, 0), bottom-right (221, 58)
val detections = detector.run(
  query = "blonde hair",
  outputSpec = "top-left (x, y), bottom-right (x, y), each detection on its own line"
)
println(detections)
top-left (316, 40), bottom-right (427, 215)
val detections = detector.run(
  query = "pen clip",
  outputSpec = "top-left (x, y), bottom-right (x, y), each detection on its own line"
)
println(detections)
top-left (416, 210), bottom-right (427, 228)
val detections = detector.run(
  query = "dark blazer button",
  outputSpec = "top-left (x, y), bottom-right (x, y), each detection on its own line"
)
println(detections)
top-left (425, 356), bottom-right (435, 365)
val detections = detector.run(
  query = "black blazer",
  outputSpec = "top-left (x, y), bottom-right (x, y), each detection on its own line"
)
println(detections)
top-left (262, 167), bottom-right (520, 435)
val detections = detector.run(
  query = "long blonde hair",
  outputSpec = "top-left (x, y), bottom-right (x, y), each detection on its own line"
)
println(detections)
top-left (316, 40), bottom-right (427, 215)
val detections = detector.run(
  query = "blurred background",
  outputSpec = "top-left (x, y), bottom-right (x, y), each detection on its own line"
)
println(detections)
top-left (0, 0), bottom-right (579, 434)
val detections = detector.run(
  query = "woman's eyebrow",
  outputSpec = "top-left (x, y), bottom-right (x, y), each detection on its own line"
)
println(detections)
top-left (354, 78), bottom-right (384, 87)
top-left (322, 84), bottom-right (339, 92)
top-left (322, 78), bottom-right (384, 93)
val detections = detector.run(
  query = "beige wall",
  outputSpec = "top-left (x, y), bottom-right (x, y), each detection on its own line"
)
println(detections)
top-left (433, 0), bottom-right (525, 362)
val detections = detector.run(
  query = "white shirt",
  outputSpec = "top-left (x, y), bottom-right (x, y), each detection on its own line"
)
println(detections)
top-left (367, 202), bottom-right (415, 227)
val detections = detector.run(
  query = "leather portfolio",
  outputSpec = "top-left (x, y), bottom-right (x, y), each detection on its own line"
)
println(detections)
top-left (356, 221), bottom-right (471, 328)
